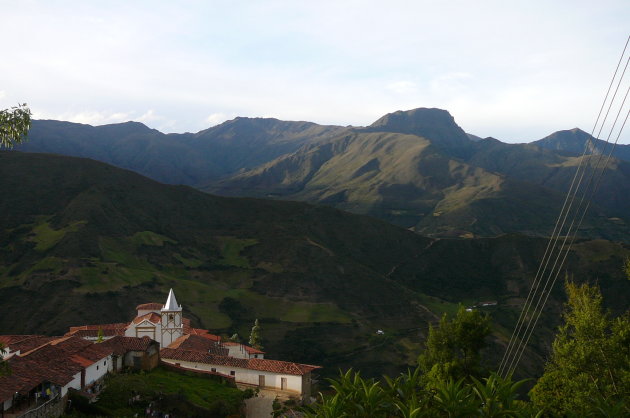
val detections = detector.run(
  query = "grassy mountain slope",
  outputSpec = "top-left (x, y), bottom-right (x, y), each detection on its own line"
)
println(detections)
top-left (1, 151), bottom-right (629, 379)
top-left (206, 109), bottom-right (630, 239)
top-left (533, 128), bottom-right (630, 162)
top-left (16, 118), bottom-right (343, 185)
top-left (17, 110), bottom-right (630, 239)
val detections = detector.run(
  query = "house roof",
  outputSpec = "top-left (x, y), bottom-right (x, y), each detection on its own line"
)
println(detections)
top-left (168, 335), bottom-right (228, 356)
top-left (183, 325), bottom-right (221, 342)
top-left (160, 348), bottom-right (320, 376)
top-left (136, 302), bottom-right (164, 311)
top-left (66, 323), bottom-right (129, 338)
top-left (99, 336), bottom-right (158, 355)
top-left (0, 335), bottom-right (57, 353)
top-left (132, 312), bottom-right (161, 325)
top-left (223, 342), bottom-right (265, 354)
top-left (0, 342), bottom-right (94, 402)
top-left (162, 288), bottom-right (181, 311)
top-left (66, 328), bottom-right (126, 338)
top-left (0, 354), bottom-right (80, 402)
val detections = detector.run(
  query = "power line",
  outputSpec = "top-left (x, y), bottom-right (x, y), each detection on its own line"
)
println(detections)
top-left (505, 89), bottom-right (630, 378)
top-left (498, 35), bottom-right (630, 377)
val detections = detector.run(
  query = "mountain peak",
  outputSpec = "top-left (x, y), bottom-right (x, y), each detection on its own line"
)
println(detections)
top-left (368, 107), bottom-right (472, 157)
top-left (370, 107), bottom-right (454, 130)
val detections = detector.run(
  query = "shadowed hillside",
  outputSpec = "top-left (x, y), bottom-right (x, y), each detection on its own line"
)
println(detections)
top-left (1, 151), bottom-right (629, 379)
top-left (17, 109), bottom-right (630, 240)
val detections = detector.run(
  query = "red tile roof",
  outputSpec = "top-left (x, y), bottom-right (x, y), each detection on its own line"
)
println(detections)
top-left (0, 335), bottom-right (57, 353)
top-left (168, 335), bottom-right (228, 356)
top-left (0, 341), bottom-right (100, 402)
top-left (160, 348), bottom-right (320, 376)
top-left (69, 323), bottom-right (129, 330)
top-left (99, 336), bottom-right (158, 355)
top-left (66, 328), bottom-right (126, 338)
top-left (223, 342), bottom-right (265, 354)
top-left (184, 327), bottom-right (221, 342)
top-left (66, 323), bottom-right (129, 338)
top-left (132, 312), bottom-right (161, 325)
top-left (0, 354), bottom-right (80, 402)
top-left (136, 302), bottom-right (164, 311)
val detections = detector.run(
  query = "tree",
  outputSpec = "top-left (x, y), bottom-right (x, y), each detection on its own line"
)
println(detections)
top-left (0, 103), bottom-right (32, 148)
top-left (418, 306), bottom-right (491, 386)
top-left (249, 318), bottom-right (263, 350)
top-left (530, 281), bottom-right (630, 415)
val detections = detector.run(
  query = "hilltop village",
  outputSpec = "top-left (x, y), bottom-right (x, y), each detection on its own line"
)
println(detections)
top-left (0, 289), bottom-right (320, 416)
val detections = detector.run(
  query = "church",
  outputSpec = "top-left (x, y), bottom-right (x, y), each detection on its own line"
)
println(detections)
top-left (67, 289), bottom-right (219, 348)
top-left (66, 289), bottom-right (320, 399)
top-left (126, 289), bottom-right (184, 347)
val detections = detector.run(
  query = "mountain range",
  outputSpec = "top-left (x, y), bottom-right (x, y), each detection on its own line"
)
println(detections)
top-left (1, 151), bottom-right (629, 379)
top-left (14, 108), bottom-right (630, 240)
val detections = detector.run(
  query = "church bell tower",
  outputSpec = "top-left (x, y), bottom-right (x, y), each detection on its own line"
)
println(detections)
top-left (160, 288), bottom-right (183, 347)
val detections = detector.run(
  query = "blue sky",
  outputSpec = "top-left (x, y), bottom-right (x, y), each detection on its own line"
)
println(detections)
top-left (1, 0), bottom-right (628, 142)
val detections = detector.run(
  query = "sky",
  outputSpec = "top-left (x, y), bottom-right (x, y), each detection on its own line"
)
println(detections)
top-left (1, 0), bottom-right (628, 142)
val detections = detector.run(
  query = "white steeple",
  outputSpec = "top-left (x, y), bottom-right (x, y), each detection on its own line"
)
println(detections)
top-left (162, 288), bottom-right (182, 312)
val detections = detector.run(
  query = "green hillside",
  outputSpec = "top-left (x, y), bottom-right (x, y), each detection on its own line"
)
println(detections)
top-left (2, 151), bottom-right (629, 380)
top-left (17, 109), bottom-right (630, 240)
top-left (206, 109), bottom-right (630, 240)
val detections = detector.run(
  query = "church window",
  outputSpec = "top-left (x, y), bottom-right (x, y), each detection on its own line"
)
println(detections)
top-left (169, 314), bottom-right (174, 321)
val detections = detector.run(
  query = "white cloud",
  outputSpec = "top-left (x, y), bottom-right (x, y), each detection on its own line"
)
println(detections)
top-left (387, 81), bottom-right (417, 94)
top-left (1, 0), bottom-right (627, 142)
top-left (205, 113), bottom-right (232, 127)
top-left (430, 72), bottom-right (474, 96)
top-left (32, 110), bottom-right (131, 125)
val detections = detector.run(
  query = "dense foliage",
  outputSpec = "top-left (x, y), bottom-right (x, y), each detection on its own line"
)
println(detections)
top-left (418, 307), bottom-right (491, 385)
top-left (66, 366), bottom-right (245, 417)
top-left (530, 281), bottom-right (630, 415)
top-left (306, 282), bottom-right (630, 417)
top-left (0, 103), bottom-right (31, 148)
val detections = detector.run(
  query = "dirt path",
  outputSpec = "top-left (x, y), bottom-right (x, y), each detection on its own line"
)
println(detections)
top-left (244, 389), bottom-right (275, 418)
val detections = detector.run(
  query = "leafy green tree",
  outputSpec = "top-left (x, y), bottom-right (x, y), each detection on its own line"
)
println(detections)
top-left (0, 103), bottom-right (31, 148)
top-left (418, 306), bottom-right (491, 386)
top-left (96, 328), bottom-right (104, 343)
top-left (229, 333), bottom-right (240, 343)
top-left (530, 281), bottom-right (630, 416)
top-left (248, 318), bottom-right (263, 350)
top-left (304, 369), bottom-right (535, 417)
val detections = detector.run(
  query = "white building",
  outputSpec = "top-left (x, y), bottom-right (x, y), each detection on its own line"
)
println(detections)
top-left (161, 348), bottom-right (319, 399)
top-left (125, 289), bottom-right (184, 348)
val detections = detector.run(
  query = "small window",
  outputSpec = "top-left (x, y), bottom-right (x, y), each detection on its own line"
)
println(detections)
top-left (211, 368), bottom-right (216, 372)
top-left (169, 314), bottom-right (174, 321)
top-left (104, 360), bottom-right (107, 365)
top-left (230, 371), bottom-right (235, 376)
top-left (96, 365), bottom-right (99, 370)
top-left (254, 354), bottom-right (258, 358)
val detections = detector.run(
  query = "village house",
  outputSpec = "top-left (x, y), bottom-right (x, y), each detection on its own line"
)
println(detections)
top-left (0, 289), bottom-right (321, 415)
top-left (71, 289), bottom-right (321, 399)
top-left (160, 348), bottom-right (319, 399)
top-left (0, 335), bottom-right (113, 415)
top-left (98, 336), bottom-right (160, 371)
